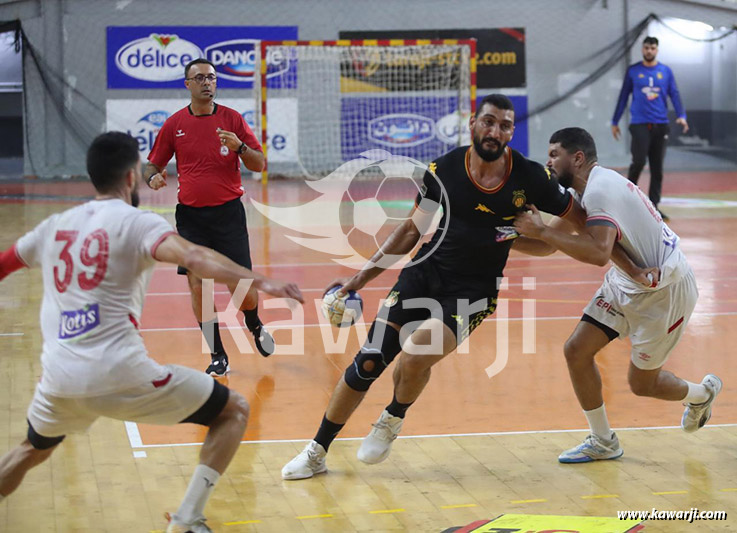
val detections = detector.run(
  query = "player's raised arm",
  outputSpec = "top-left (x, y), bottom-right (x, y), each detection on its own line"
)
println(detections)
top-left (0, 243), bottom-right (27, 281)
top-left (153, 233), bottom-right (303, 302)
top-left (511, 215), bottom-right (576, 256)
top-left (515, 204), bottom-right (617, 267)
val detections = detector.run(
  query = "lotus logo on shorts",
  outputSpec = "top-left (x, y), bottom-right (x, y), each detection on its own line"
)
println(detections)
top-left (128, 110), bottom-right (170, 154)
top-left (59, 304), bottom-right (100, 340)
top-left (115, 34), bottom-right (203, 82)
top-left (368, 114), bottom-right (436, 148)
top-left (205, 40), bottom-right (290, 82)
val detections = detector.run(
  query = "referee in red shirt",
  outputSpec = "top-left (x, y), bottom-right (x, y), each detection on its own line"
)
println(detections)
top-left (144, 58), bottom-right (273, 376)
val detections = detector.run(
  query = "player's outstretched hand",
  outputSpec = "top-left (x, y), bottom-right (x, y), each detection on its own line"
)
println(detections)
top-left (514, 204), bottom-right (546, 239)
top-left (217, 128), bottom-right (242, 152)
top-left (258, 278), bottom-right (304, 304)
top-left (611, 125), bottom-right (621, 141)
top-left (325, 277), bottom-right (361, 298)
top-left (149, 169), bottom-right (167, 190)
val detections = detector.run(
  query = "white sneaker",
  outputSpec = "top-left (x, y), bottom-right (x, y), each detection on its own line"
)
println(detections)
top-left (558, 433), bottom-right (623, 463)
top-left (357, 410), bottom-right (404, 464)
top-left (281, 440), bottom-right (327, 480)
top-left (682, 374), bottom-right (723, 433)
top-left (165, 512), bottom-right (212, 533)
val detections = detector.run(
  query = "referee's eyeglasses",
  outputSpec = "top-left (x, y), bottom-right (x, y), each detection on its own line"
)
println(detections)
top-left (186, 74), bottom-right (217, 84)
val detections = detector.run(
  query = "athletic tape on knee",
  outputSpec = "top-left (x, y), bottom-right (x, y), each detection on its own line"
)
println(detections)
top-left (344, 322), bottom-right (402, 392)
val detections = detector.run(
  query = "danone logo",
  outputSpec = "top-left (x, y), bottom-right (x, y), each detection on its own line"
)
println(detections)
top-left (115, 34), bottom-right (203, 81)
top-left (205, 39), bottom-right (290, 82)
top-left (368, 114), bottom-right (435, 148)
top-left (59, 304), bottom-right (101, 340)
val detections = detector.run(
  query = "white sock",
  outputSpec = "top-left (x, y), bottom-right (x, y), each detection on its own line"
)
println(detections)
top-left (584, 404), bottom-right (614, 440)
top-left (683, 381), bottom-right (709, 404)
top-left (175, 464), bottom-right (221, 524)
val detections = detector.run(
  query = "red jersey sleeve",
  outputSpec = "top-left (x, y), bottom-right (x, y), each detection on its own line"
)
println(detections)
top-left (0, 244), bottom-right (26, 281)
top-left (147, 115), bottom-right (176, 168)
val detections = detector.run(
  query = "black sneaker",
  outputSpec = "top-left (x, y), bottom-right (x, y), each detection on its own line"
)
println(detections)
top-left (252, 324), bottom-right (275, 357)
top-left (205, 353), bottom-right (229, 376)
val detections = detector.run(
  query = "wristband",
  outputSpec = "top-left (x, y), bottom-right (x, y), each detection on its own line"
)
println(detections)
top-left (237, 142), bottom-right (248, 155)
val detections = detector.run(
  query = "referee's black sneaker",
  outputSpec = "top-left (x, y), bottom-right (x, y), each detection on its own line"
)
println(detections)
top-left (251, 324), bottom-right (275, 357)
top-left (205, 352), bottom-right (230, 376)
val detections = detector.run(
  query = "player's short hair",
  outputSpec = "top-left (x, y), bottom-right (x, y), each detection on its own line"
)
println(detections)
top-left (549, 127), bottom-right (598, 163)
top-left (86, 132), bottom-right (140, 194)
top-left (643, 36), bottom-right (659, 46)
top-left (184, 58), bottom-right (216, 78)
top-left (476, 94), bottom-right (515, 116)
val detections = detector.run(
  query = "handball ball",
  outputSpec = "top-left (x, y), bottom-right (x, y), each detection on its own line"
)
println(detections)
top-left (322, 286), bottom-right (363, 327)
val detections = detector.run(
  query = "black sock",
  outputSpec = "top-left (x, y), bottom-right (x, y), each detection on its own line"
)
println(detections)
top-left (313, 415), bottom-right (345, 451)
top-left (243, 307), bottom-right (261, 332)
top-left (386, 394), bottom-right (414, 419)
top-left (198, 319), bottom-right (225, 355)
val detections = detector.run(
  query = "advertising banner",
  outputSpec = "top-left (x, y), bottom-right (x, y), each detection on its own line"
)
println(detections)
top-left (340, 28), bottom-right (526, 89)
top-left (106, 98), bottom-right (297, 163)
top-left (107, 26), bottom-right (298, 89)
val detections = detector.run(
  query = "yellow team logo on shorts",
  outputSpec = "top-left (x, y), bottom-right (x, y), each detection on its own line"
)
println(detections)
top-left (384, 291), bottom-right (400, 308)
top-left (512, 189), bottom-right (527, 208)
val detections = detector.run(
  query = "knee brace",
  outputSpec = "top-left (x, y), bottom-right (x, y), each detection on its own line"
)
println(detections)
top-left (343, 322), bottom-right (402, 392)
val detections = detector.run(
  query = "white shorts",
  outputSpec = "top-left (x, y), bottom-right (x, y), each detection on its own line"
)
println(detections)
top-left (27, 364), bottom-right (216, 438)
top-left (583, 266), bottom-right (698, 370)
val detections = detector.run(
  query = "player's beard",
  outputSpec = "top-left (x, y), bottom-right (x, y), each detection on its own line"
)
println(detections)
top-left (473, 133), bottom-right (506, 162)
top-left (553, 167), bottom-right (574, 189)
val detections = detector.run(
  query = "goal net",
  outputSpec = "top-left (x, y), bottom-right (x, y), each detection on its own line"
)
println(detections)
top-left (254, 39), bottom-right (476, 181)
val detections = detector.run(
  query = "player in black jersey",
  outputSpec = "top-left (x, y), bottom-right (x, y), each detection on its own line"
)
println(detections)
top-left (282, 94), bottom-right (582, 480)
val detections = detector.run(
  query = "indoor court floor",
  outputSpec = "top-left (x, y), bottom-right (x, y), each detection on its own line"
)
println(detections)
top-left (1, 169), bottom-right (736, 532)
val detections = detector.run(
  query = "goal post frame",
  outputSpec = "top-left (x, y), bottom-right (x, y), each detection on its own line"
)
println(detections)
top-left (258, 38), bottom-right (477, 184)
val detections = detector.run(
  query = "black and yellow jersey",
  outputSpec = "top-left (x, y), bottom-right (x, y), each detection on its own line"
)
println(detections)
top-left (414, 145), bottom-right (572, 292)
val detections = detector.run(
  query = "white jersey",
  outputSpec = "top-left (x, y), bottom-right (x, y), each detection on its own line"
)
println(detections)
top-left (580, 166), bottom-right (689, 294)
top-left (15, 199), bottom-right (176, 397)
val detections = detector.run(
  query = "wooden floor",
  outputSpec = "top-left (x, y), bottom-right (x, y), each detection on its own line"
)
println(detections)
top-left (1, 171), bottom-right (737, 532)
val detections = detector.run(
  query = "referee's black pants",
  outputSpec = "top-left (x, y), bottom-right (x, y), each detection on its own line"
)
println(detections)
top-left (627, 122), bottom-right (669, 209)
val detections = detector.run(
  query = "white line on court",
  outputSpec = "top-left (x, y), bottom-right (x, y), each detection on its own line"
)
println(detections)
top-left (0, 332), bottom-right (24, 337)
top-left (143, 276), bottom-right (737, 296)
top-left (124, 421), bottom-right (144, 448)
top-left (123, 422), bottom-right (737, 449)
top-left (136, 310), bottom-right (737, 333)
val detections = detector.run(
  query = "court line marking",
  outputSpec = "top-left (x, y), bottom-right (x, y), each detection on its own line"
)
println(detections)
top-left (296, 514), bottom-right (333, 520)
top-left (122, 422), bottom-right (737, 449)
top-left (142, 274), bottom-right (737, 297)
top-left (369, 508), bottom-right (405, 514)
top-left (135, 310), bottom-right (737, 333)
top-left (652, 490), bottom-right (688, 495)
top-left (511, 499), bottom-right (547, 504)
top-left (124, 421), bottom-right (143, 448)
top-left (0, 332), bottom-right (24, 337)
top-left (151, 255), bottom-right (582, 272)
top-left (441, 504), bottom-right (479, 509)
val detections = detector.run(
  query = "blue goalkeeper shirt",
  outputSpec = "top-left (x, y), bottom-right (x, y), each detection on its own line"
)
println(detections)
top-left (612, 62), bottom-right (686, 125)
